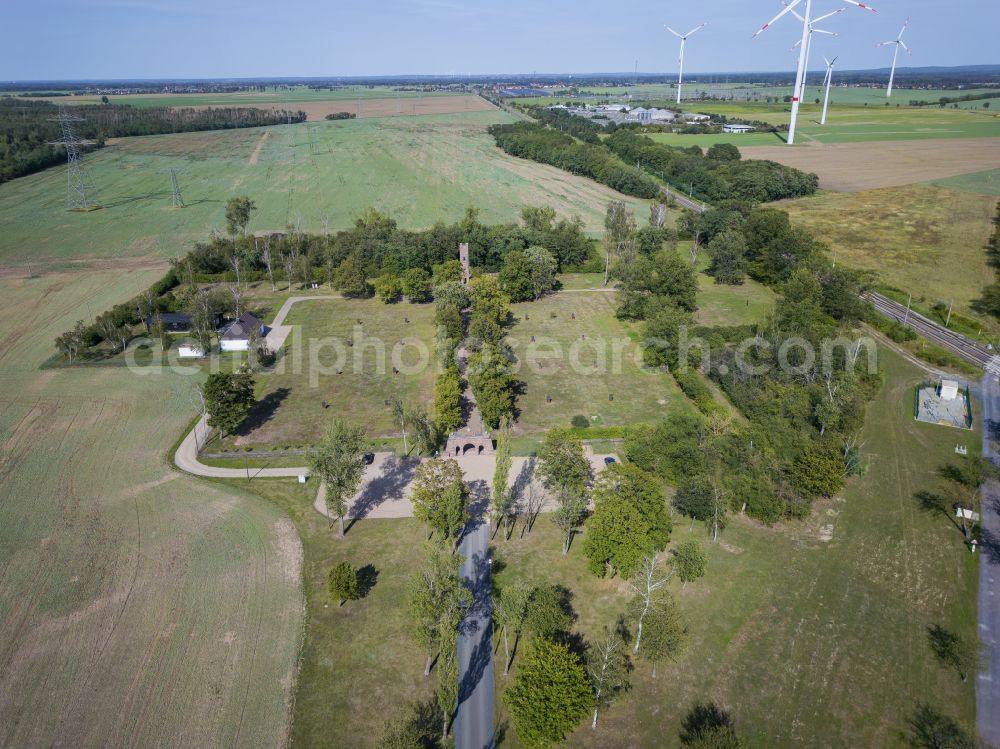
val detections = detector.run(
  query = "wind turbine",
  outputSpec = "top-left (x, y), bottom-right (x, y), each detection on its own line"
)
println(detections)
top-left (879, 19), bottom-right (911, 97)
top-left (821, 55), bottom-right (838, 124)
top-left (665, 22), bottom-right (707, 105)
top-left (752, 0), bottom-right (813, 145)
top-left (787, 6), bottom-right (843, 102)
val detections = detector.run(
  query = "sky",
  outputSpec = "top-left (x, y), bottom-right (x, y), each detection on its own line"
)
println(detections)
top-left (1, 0), bottom-right (996, 81)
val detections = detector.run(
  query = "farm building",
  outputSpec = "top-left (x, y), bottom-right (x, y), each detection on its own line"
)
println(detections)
top-left (220, 312), bottom-right (265, 352)
top-left (149, 312), bottom-right (192, 332)
top-left (722, 124), bottom-right (755, 134)
top-left (681, 112), bottom-right (711, 122)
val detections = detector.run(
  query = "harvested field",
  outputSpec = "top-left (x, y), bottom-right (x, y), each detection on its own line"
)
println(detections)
top-left (741, 137), bottom-right (1000, 192)
top-left (288, 94), bottom-right (496, 121)
top-left (0, 269), bottom-right (304, 746)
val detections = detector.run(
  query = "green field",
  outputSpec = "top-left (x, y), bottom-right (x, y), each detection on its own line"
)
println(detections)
top-left (927, 168), bottom-right (1000, 196)
top-left (694, 273), bottom-right (775, 327)
top-left (491, 345), bottom-right (979, 748)
top-left (508, 291), bottom-right (688, 433)
top-left (779, 184), bottom-right (999, 324)
top-left (0, 268), bottom-right (303, 746)
top-left (0, 112), bottom-right (649, 271)
top-left (645, 105), bottom-right (1000, 147)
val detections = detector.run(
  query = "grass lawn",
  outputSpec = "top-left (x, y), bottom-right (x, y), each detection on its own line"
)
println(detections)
top-left (926, 168), bottom-right (1000, 197)
top-left (694, 274), bottom-right (775, 328)
top-left (227, 297), bottom-right (437, 447)
top-left (0, 112), bottom-right (647, 271)
top-left (226, 479), bottom-right (435, 749)
top-left (492, 344), bottom-right (979, 748)
top-left (779, 185), bottom-right (999, 325)
top-left (508, 291), bottom-right (687, 433)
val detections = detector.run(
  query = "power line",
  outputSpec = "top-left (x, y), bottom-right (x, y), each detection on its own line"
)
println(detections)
top-left (161, 167), bottom-right (184, 207)
top-left (47, 109), bottom-right (101, 211)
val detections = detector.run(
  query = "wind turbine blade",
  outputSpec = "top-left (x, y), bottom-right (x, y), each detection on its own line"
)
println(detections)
top-left (665, 26), bottom-right (683, 38)
top-left (812, 29), bottom-right (837, 36)
top-left (823, 56), bottom-right (831, 66)
top-left (831, 55), bottom-right (839, 65)
top-left (898, 18), bottom-right (909, 39)
top-left (842, 0), bottom-right (878, 12)
top-left (812, 8), bottom-right (845, 24)
top-left (900, 41), bottom-right (911, 53)
top-left (789, 9), bottom-right (805, 22)
top-left (877, 40), bottom-right (896, 46)
top-left (752, 0), bottom-right (803, 38)
top-left (685, 23), bottom-right (707, 37)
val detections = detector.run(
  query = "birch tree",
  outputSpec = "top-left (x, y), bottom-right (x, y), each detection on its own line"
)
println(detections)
top-left (261, 237), bottom-right (276, 292)
top-left (587, 625), bottom-right (631, 730)
top-left (626, 554), bottom-right (673, 654)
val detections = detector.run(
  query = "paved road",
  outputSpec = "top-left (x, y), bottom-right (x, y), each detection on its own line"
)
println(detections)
top-left (978, 373), bottom-right (1000, 747)
top-left (454, 514), bottom-right (495, 749)
top-left (174, 415), bottom-right (307, 478)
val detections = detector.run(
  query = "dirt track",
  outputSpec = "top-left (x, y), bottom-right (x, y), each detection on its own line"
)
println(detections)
top-left (741, 137), bottom-right (1000, 192)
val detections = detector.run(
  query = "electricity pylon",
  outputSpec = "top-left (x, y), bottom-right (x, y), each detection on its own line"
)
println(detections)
top-left (47, 109), bottom-right (101, 211)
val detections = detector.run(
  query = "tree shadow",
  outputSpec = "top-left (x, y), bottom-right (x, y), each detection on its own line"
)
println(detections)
top-left (357, 564), bottom-right (379, 598)
top-left (236, 386), bottom-right (290, 435)
top-left (679, 702), bottom-right (738, 746)
top-left (346, 455), bottom-right (419, 530)
top-left (906, 702), bottom-right (976, 749)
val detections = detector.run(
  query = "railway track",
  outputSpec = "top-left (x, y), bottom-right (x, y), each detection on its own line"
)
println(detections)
top-left (865, 291), bottom-right (999, 371)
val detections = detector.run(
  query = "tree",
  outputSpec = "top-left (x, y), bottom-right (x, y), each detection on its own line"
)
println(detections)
top-left (604, 200), bottom-right (638, 286)
top-left (375, 701), bottom-right (440, 749)
top-left (97, 312), bottom-right (130, 353)
top-left (410, 459), bottom-right (469, 550)
top-left (498, 250), bottom-right (536, 302)
top-left (672, 539), bottom-right (707, 586)
top-left (626, 554), bottom-right (672, 654)
top-left (373, 274), bottom-right (403, 303)
top-left (927, 624), bottom-right (982, 683)
top-left (707, 143), bottom-right (741, 162)
top-left (584, 463), bottom-right (671, 578)
top-left (401, 267), bottom-right (433, 303)
top-left (467, 345), bottom-right (516, 429)
top-left (55, 320), bottom-right (86, 361)
top-left (408, 547), bottom-right (471, 739)
top-left (329, 561), bottom-right (360, 606)
top-left (525, 245), bottom-right (558, 299)
top-left (680, 703), bottom-right (746, 749)
top-left (503, 637), bottom-right (593, 749)
top-left (525, 585), bottom-right (574, 641)
top-left (407, 404), bottom-right (438, 455)
top-left (433, 366), bottom-right (463, 434)
top-left (674, 473), bottom-right (729, 542)
top-left (707, 230), bottom-right (748, 285)
top-left (224, 196), bottom-right (257, 236)
top-left (537, 431), bottom-right (591, 554)
top-left (492, 419), bottom-right (515, 538)
top-left (391, 396), bottom-right (410, 455)
top-left (334, 253), bottom-right (372, 298)
top-left (308, 418), bottom-right (368, 537)
top-left (638, 591), bottom-right (688, 677)
top-left (587, 625), bottom-right (631, 730)
top-left (201, 369), bottom-right (255, 438)
top-left (494, 581), bottom-right (532, 675)
top-left (261, 236), bottom-right (276, 292)
top-left (907, 703), bottom-right (978, 749)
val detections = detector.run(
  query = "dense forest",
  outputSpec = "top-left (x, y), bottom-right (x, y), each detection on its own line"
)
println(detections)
top-left (0, 98), bottom-right (306, 183)
top-left (488, 108), bottom-right (818, 205)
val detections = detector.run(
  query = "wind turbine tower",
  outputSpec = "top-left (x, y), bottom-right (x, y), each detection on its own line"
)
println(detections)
top-left (665, 22), bottom-right (707, 105)
top-left (879, 19), bottom-right (911, 97)
top-left (821, 56), bottom-right (838, 125)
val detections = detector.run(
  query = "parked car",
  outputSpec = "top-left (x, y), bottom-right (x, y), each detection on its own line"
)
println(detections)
top-left (604, 456), bottom-right (616, 465)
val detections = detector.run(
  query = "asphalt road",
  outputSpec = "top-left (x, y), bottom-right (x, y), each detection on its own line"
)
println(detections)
top-left (978, 373), bottom-right (1000, 747)
top-left (453, 517), bottom-right (495, 749)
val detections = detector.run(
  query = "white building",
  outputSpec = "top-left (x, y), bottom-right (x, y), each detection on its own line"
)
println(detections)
top-left (178, 343), bottom-right (205, 358)
top-left (940, 380), bottom-right (960, 401)
top-left (722, 124), bottom-right (755, 134)
top-left (681, 112), bottom-right (710, 122)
